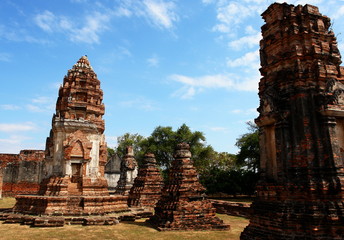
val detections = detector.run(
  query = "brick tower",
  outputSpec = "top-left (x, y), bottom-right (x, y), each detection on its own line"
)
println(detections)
top-left (127, 153), bottom-right (164, 208)
top-left (149, 143), bottom-right (229, 231)
top-left (41, 55), bottom-right (108, 196)
top-left (13, 56), bottom-right (127, 221)
top-left (241, 3), bottom-right (344, 239)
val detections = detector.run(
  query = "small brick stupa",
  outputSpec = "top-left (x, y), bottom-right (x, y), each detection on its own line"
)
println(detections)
top-left (127, 153), bottom-right (164, 208)
top-left (10, 56), bottom-right (127, 225)
top-left (241, 3), bottom-right (344, 239)
top-left (115, 146), bottom-right (138, 195)
top-left (149, 143), bottom-right (229, 231)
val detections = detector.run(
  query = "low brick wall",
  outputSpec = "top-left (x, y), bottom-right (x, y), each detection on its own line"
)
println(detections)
top-left (210, 199), bottom-right (252, 218)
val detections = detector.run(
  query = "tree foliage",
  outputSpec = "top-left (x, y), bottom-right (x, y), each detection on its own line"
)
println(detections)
top-left (235, 121), bottom-right (260, 172)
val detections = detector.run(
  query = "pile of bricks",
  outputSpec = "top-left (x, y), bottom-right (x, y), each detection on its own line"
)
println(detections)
top-left (127, 153), bottom-right (164, 208)
top-left (149, 143), bottom-right (229, 231)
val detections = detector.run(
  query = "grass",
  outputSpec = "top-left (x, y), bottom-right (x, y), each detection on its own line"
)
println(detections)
top-left (0, 198), bottom-right (249, 240)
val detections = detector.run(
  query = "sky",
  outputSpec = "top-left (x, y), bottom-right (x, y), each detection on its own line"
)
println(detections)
top-left (1, 0), bottom-right (344, 154)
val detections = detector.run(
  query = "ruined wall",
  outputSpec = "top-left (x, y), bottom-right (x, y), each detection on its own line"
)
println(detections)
top-left (0, 150), bottom-right (44, 197)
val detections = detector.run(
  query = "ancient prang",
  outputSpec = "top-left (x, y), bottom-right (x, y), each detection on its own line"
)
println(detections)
top-left (149, 143), bottom-right (229, 231)
top-left (241, 3), bottom-right (344, 239)
top-left (127, 153), bottom-right (164, 208)
top-left (115, 146), bottom-right (138, 195)
top-left (8, 56), bottom-right (128, 226)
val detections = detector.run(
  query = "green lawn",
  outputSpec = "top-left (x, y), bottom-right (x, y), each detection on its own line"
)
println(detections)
top-left (0, 198), bottom-right (249, 240)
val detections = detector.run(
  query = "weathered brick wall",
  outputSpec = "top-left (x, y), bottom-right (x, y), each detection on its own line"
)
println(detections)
top-left (210, 200), bottom-right (251, 218)
top-left (0, 150), bottom-right (44, 197)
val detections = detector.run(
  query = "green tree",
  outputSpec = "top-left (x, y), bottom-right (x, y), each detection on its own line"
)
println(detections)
top-left (116, 133), bottom-right (146, 165)
top-left (235, 121), bottom-right (260, 172)
top-left (142, 123), bottom-right (214, 171)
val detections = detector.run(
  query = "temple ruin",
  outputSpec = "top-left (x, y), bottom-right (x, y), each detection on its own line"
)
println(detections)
top-left (0, 150), bottom-right (44, 197)
top-left (115, 146), bottom-right (138, 195)
top-left (149, 143), bottom-right (229, 231)
top-left (241, 3), bottom-right (344, 239)
top-left (127, 153), bottom-right (164, 208)
top-left (6, 56), bottom-right (128, 226)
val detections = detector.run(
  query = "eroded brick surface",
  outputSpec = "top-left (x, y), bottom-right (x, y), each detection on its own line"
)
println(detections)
top-left (0, 150), bottom-right (44, 197)
top-left (149, 143), bottom-right (229, 231)
top-left (241, 3), bottom-right (344, 239)
top-left (11, 56), bottom-right (128, 223)
top-left (127, 153), bottom-right (164, 208)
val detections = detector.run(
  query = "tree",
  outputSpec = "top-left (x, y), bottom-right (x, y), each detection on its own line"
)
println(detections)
top-left (235, 121), bottom-right (260, 172)
top-left (116, 133), bottom-right (146, 165)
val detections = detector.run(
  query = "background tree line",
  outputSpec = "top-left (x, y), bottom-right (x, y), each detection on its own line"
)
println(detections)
top-left (108, 122), bottom-right (259, 196)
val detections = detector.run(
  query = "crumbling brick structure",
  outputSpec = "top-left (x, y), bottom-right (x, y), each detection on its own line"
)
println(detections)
top-left (149, 143), bottom-right (229, 231)
top-left (127, 153), bottom-right (163, 208)
top-left (241, 3), bottom-right (344, 239)
top-left (0, 150), bottom-right (44, 197)
top-left (115, 146), bottom-right (138, 195)
top-left (12, 56), bottom-right (127, 222)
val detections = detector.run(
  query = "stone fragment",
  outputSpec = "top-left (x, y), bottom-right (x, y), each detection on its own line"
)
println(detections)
top-left (115, 146), bottom-right (138, 195)
top-left (149, 143), bottom-right (229, 231)
top-left (241, 3), bottom-right (344, 239)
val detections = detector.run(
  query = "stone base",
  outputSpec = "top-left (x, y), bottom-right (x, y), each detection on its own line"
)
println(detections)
top-left (210, 200), bottom-right (252, 218)
top-left (241, 199), bottom-right (344, 240)
top-left (3, 213), bottom-right (120, 227)
top-left (13, 194), bottom-right (128, 216)
top-left (40, 176), bottom-right (110, 196)
top-left (149, 199), bottom-right (230, 231)
top-left (1, 205), bottom-right (154, 227)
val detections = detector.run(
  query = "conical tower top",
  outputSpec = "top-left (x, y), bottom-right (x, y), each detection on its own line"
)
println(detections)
top-left (55, 56), bottom-right (105, 133)
top-left (72, 55), bottom-right (93, 71)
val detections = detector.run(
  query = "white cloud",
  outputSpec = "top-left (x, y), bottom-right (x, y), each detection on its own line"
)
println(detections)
top-left (0, 135), bottom-right (35, 153)
top-left (143, 0), bottom-right (178, 29)
top-left (34, 10), bottom-right (111, 44)
top-left (34, 10), bottom-right (56, 32)
top-left (209, 126), bottom-right (228, 132)
top-left (26, 96), bottom-right (55, 112)
top-left (227, 49), bottom-right (260, 69)
top-left (228, 32), bottom-right (261, 50)
top-left (170, 73), bottom-right (259, 99)
top-left (333, 5), bottom-right (344, 19)
top-left (32, 96), bottom-right (52, 104)
top-left (0, 122), bottom-right (36, 132)
top-left (119, 97), bottom-right (158, 111)
top-left (0, 104), bottom-right (20, 110)
top-left (71, 12), bottom-right (110, 44)
top-left (231, 108), bottom-right (258, 115)
top-left (147, 54), bottom-right (160, 67)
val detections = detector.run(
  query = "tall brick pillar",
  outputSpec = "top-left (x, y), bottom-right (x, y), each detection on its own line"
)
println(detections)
top-left (241, 3), bottom-right (344, 239)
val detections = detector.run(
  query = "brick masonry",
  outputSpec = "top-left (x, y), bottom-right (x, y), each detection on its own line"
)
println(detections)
top-left (127, 153), bottom-right (164, 208)
top-left (149, 143), bottom-right (229, 231)
top-left (241, 3), bottom-right (344, 239)
top-left (0, 150), bottom-right (44, 197)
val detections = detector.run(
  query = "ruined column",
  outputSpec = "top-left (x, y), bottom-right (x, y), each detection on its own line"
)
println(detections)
top-left (149, 143), bottom-right (229, 231)
top-left (127, 153), bottom-right (164, 208)
top-left (115, 146), bottom-right (138, 195)
top-left (241, 3), bottom-right (344, 239)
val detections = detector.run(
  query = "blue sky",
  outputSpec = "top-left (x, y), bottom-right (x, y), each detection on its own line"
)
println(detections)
top-left (1, 0), bottom-right (344, 154)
